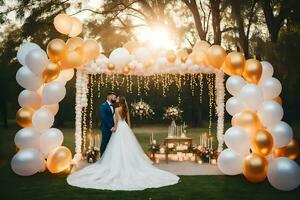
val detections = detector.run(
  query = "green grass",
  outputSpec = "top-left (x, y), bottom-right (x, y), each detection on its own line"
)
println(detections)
top-left (0, 125), bottom-right (299, 200)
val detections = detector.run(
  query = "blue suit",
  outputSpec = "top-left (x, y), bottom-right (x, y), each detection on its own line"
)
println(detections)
top-left (99, 101), bottom-right (114, 156)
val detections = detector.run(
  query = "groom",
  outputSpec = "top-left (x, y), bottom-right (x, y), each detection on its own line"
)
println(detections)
top-left (99, 91), bottom-right (117, 156)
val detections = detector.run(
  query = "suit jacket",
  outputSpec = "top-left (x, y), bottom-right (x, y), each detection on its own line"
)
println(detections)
top-left (99, 101), bottom-right (114, 132)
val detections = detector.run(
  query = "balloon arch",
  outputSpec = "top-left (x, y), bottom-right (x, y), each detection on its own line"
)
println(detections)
top-left (12, 14), bottom-right (299, 191)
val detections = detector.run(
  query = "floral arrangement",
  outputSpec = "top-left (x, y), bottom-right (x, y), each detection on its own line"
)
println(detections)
top-left (193, 146), bottom-right (218, 163)
top-left (131, 100), bottom-right (154, 119)
top-left (164, 106), bottom-right (183, 120)
top-left (86, 147), bottom-right (99, 163)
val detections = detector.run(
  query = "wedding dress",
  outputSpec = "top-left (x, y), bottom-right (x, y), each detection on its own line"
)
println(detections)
top-left (67, 113), bottom-right (179, 191)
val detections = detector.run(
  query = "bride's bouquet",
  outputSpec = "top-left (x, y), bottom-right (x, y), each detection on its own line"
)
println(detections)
top-left (131, 100), bottom-right (154, 119)
top-left (163, 106), bottom-right (183, 121)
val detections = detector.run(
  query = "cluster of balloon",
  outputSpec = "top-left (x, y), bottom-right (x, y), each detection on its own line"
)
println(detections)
top-left (11, 13), bottom-right (99, 176)
top-left (219, 57), bottom-right (300, 191)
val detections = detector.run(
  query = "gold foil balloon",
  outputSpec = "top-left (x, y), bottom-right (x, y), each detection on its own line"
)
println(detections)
top-left (193, 40), bottom-right (210, 52)
top-left (68, 17), bottom-right (82, 37)
top-left (191, 51), bottom-right (209, 65)
top-left (16, 107), bottom-right (34, 127)
top-left (82, 39), bottom-right (100, 61)
top-left (42, 61), bottom-right (61, 83)
top-left (252, 129), bottom-right (274, 156)
top-left (53, 14), bottom-right (72, 35)
top-left (232, 110), bottom-right (262, 136)
top-left (122, 66), bottom-right (130, 74)
top-left (46, 146), bottom-right (72, 173)
top-left (107, 63), bottom-right (115, 71)
top-left (123, 41), bottom-right (139, 53)
top-left (223, 52), bottom-right (245, 76)
top-left (66, 37), bottom-right (84, 51)
top-left (243, 59), bottom-right (262, 84)
top-left (274, 138), bottom-right (300, 160)
top-left (207, 45), bottom-right (227, 69)
top-left (176, 49), bottom-right (188, 63)
top-left (60, 51), bottom-right (82, 69)
top-left (167, 50), bottom-right (176, 63)
top-left (273, 96), bottom-right (282, 105)
top-left (47, 39), bottom-right (67, 62)
top-left (243, 153), bottom-right (268, 183)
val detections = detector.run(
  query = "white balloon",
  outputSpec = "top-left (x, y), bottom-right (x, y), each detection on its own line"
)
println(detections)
top-left (224, 127), bottom-right (251, 156)
top-left (14, 128), bottom-right (40, 149)
top-left (40, 128), bottom-right (63, 158)
top-left (17, 42), bottom-right (40, 65)
top-left (18, 90), bottom-right (42, 109)
top-left (260, 77), bottom-right (282, 100)
top-left (217, 149), bottom-right (243, 175)
top-left (11, 148), bottom-right (43, 176)
top-left (16, 66), bottom-right (43, 91)
top-left (57, 68), bottom-right (74, 82)
top-left (109, 48), bottom-right (131, 68)
top-left (238, 84), bottom-right (263, 111)
top-left (133, 47), bottom-right (151, 64)
top-left (268, 157), bottom-right (300, 191)
top-left (260, 61), bottom-right (274, 82)
top-left (25, 48), bottom-right (48, 76)
top-left (225, 97), bottom-right (245, 116)
top-left (42, 81), bottom-right (66, 105)
top-left (258, 100), bottom-right (283, 127)
top-left (226, 76), bottom-right (246, 96)
top-left (32, 108), bottom-right (54, 131)
top-left (268, 121), bottom-right (293, 147)
top-left (42, 104), bottom-right (59, 115)
top-left (39, 158), bottom-right (47, 173)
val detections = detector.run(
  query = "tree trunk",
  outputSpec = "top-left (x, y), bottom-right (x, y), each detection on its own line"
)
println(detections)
top-left (210, 0), bottom-right (221, 44)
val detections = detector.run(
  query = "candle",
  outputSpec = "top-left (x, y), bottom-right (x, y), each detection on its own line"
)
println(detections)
top-left (210, 138), bottom-right (213, 149)
top-left (149, 136), bottom-right (152, 144)
top-left (151, 132), bottom-right (154, 142)
top-left (211, 159), bottom-right (217, 165)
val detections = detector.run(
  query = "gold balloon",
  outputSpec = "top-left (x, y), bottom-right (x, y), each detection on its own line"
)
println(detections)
top-left (66, 37), bottom-right (84, 51)
top-left (252, 129), bottom-right (274, 156)
top-left (107, 63), bottom-right (115, 71)
top-left (243, 153), bottom-right (268, 183)
top-left (82, 39), bottom-right (100, 61)
top-left (53, 14), bottom-right (72, 35)
top-left (47, 39), bottom-right (67, 62)
top-left (223, 52), bottom-right (245, 76)
top-left (176, 49), bottom-right (189, 63)
top-left (123, 41), bottom-right (139, 53)
top-left (193, 40), bottom-right (210, 52)
top-left (60, 51), bottom-right (82, 69)
top-left (273, 96), bottom-right (282, 105)
top-left (232, 110), bottom-right (262, 136)
top-left (68, 17), bottom-right (82, 37)
top-left (207, 45), bottom-right (227, 69)
top-left (243, 59), bottom-right (262, 84)
top-left (167, 50), bottom-right (176, 63)
top-left (191, 51), bottom-right (209, 65)
top-left (274, 138), bottom-right (300, 160)
top-left (16, 107), bottom-right (34, 127)
top-left (122, 66), bottom-right (130, 74)
top-left (46, 146), bottom-right (72, 174)
top-left (42, 61), bottom-right (61, 83)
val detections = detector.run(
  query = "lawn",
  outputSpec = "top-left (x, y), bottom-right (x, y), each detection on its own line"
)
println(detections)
top-left (0, 125), bottom-right (299, 200)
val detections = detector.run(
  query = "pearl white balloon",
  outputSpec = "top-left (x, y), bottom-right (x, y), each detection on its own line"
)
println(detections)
top-left (17, 42), bottom-right (40, 65)
top-left (39, 159), bottom-right (46, 173)
top-left (14, 128), bottom-right (40, 149)
top-left (11, 148), bottom-right (43, 176)
top-left (25, 48), bottom-right (48, 76)
top-left (109, 48), bottom-right (131, 68)
top-left (225, 97), bottom-right (245, 116)
top-left (268, 157), bottom-right (300, 191)
top-left (133, 47), bottom-right (152, 64)
top-left (238, 84), bottom-right (264, 111)
top-left (258, 100), bottom-right (283, 127)
top-left (260, 61), bottom-right (274, 82)
top-left (226, 76), bottom-right (246, 96)
top-left (32, 108), bottom-right (54, 132)
top-left (260, 77), bottom-right (282, 100)
top-left (268, 121), bottom-right (293, 147)
top-left (42, 104), bottom-right (59, 115)
top-left (42, 81), bottom-right (66, 105)
top-left (16, 66), bottom-right (43, 91)
top-left (40, 128), bottom-right (64, 158)
top-left (18, 90), bottom-right (42, 109)
top-left (217, 148), bottom-right (243, 175)
top-left (224, 127), bottom-right (251, 156)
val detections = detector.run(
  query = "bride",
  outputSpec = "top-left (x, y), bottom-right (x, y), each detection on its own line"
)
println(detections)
top-left (67, 96), bottom-right (179, 191)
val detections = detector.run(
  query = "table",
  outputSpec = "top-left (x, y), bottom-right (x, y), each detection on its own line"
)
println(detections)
top-left (164, 137), bottom-right (193, 163)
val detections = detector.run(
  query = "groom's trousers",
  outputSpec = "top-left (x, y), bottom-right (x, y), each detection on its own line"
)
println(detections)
top-left (100, 130), bottom-right (112, 156)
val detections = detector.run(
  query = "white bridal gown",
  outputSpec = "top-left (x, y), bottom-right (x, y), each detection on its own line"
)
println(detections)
top-left (67, 114), bottom-right (179, 191)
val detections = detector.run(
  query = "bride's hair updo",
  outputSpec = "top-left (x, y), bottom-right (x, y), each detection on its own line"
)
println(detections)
top-left (118, 96), bottom-right (128, 120)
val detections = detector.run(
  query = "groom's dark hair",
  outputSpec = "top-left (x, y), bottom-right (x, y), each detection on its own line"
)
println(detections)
top-left (107, 91), bottom-right (116, 96)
